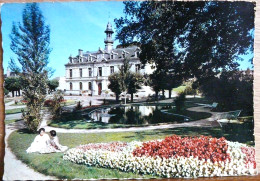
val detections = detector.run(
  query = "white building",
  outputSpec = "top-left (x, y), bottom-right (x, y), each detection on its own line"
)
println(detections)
top-left (64, 22), bottom-right (154, 96)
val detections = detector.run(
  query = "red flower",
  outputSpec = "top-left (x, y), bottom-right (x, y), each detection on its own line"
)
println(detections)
top-left (133, 135), bottom-right (230, 163)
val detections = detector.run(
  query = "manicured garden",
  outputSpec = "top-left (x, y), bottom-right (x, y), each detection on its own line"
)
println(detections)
top-left (9, 125), bottom-right (255, 179)
top-left (48, 97), bottom-right (213, 130)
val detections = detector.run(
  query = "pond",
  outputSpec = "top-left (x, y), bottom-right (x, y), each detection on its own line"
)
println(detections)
top-left (83, 105), bottom-right (190, 125)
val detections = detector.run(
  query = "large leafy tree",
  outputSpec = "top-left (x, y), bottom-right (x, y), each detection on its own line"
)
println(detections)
top-left (108, 73), bottom-right (122, 102)
top-left (108, 59), bottom-right (143, 102)
top-left (115, 1), bottom-right (254, 94)
top-left (4, 77), bottom-right (22, 97)
top-left (47, 79), bottom-right (59, 93)
top-left (199, 70), bottom-right (253, 115)
top-left (9, 3), bottom-right (52, 133)
top-left (127, 73), bottom-right (143, 102)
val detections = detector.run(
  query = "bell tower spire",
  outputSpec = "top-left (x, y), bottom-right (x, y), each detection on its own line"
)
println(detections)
top-left (104, 21), bottom-right (114, 53)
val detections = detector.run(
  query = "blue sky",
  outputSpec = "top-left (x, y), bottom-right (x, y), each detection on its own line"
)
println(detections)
top-left (1, 1), bottom-right (254, 78)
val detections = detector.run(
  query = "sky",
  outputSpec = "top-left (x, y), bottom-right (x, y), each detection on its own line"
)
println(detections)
top-left (1, 1), bottom-right (254, 78)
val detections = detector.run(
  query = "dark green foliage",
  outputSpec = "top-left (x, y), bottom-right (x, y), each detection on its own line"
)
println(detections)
top-left (9, 3), bottom-right (52, 133)
top-left (199, 70), bottom-right (253, 116)
top-left (4, 88), bottom-right (9, 96)
top-left (49, 91), bottom-right (64, 120)
top-left (127, 73), bottom-right (143, 102)
top-left (75, 101), bottom-right (83, 111)
top-left (115, 1), bottom-right (254, 94)
top-left (47, 79), bottom-right (59, 93)
top-left (174, 92), bottom-right (186, 112)
top-left (108, 59), bottom-right (143, 102)
top-left (108, 73), bottom-right (122, 101)
top-left (4, 77), bottom-right (22, 97)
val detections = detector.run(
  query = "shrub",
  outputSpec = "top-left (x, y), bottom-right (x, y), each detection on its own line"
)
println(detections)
top-left (44, 100), bottom-right (53, 107)
top-left (75, 101), bottom-right (83, 111)
top-left (48, 91), bottom-right (64, 120)
top-left (174, 92), bottom-right (186, 112)
top-left (4, 88), bottom-right (9, 96)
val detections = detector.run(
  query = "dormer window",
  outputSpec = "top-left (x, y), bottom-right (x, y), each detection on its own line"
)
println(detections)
top-left (136, 51), bottom-right (140, 57)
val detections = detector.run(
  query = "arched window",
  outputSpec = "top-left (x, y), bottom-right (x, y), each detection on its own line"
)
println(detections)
top-left (88, 82), bottom-right (92, 90)
top-left (70, 82), bottom-right (73, 90)
top-left (79, 82), bottom-right (83, 90)
top-left (79, 68), bottom-right (82, 77)
top-left (69, 69), bottom-right (72, 78)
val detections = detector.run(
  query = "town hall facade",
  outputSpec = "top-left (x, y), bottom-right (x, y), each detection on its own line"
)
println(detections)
top-left (65, 22), bottom-right (153, 96)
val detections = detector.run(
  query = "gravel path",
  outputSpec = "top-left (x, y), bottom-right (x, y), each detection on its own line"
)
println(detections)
top-left (5, 100), bottom-right (26, 110)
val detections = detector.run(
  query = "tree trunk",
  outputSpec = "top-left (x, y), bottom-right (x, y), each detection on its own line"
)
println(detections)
top-left (168, 89), bottom-right (171, 98)
top-left (162, 89), bottom-right (165, 98)
top-left (131, 93), bottom-right (134, 103)
top-left (18, 90), bottom-right (21, 96)
top-left (116, 94), bottom-right (119, 102)
top-left (155, 91), bottom-right (159, 101)
top-left (12, 91), bottom-right (14, 97)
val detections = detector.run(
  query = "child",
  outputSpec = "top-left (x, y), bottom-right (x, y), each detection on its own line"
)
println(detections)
top-left (49, 130), bottom-right (68, 152)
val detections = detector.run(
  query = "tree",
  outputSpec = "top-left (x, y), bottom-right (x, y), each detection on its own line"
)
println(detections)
top-left (4, 77), bottom-right (22, 97)
top-left (108, 59), bottom-right (143, 102)
top-left (108, 73), bottom-right (122, 102)
top-left (115, 1), bottom-right (254, 90)
top-left (127, 73), bottom-right (143, 102)
top-left (199, 70), bottom-right (253, 116)
top-left (49, 90), bottom-right (64, 120)
top-left (9, 3), bottom-right (52, 133)
top-left (47, 79), bottom-right (59, 93)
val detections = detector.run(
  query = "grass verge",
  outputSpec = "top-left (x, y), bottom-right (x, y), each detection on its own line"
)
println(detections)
top-left (5, 108), bottom-right (25, 115)
top-left (5, 119), bottom-right (22, 125)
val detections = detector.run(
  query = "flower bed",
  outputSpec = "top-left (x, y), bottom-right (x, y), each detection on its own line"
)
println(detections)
top-left (63, 135), bottom-right (257, 178)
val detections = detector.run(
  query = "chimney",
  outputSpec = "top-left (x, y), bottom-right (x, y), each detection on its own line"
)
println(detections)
top-left (78, 49), bottom-right (83, 56)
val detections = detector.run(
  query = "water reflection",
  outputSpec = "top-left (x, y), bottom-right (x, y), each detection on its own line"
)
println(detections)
top-left (85, 105), bottom-right (187, 125)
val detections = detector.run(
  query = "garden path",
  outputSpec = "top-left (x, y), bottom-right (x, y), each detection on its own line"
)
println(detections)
top-left (40, 106), bottom-right (220, 133)
top-left (5, 100), bottom-right (26, 110)
top-left (3, 119), bottom-right (57, 180)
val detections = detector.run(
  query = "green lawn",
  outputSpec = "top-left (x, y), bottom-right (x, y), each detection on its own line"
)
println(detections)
top-left (8, 125), bottom-right (254, 179)
top-left (5, 108), bottom-right (25, 115)
top-left (61, 100), bottom-right (77, 106)
top-left (167, 109), bottom-right (212, 120)
top-left (4, 99), bottom-right (13, 103)
top-left (172, 85), bottom-right (186, 93)
top-left (10, 102), bottom-right (25, 106)
top-left (5, 119), bottom-right (22, 125)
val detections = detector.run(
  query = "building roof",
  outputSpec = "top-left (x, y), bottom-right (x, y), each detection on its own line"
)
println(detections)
top-left (66, 22), bottom-right (141, 66)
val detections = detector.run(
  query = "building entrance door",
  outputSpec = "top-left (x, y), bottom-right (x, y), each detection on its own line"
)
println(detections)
top-left (98, 83), bottom-right (102, 95)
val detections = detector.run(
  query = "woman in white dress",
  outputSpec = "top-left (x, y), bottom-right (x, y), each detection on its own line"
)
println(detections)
top-left (26, 128), bottom-right (58, 154)
top-left (50, 130), bottom-right (68, 152)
